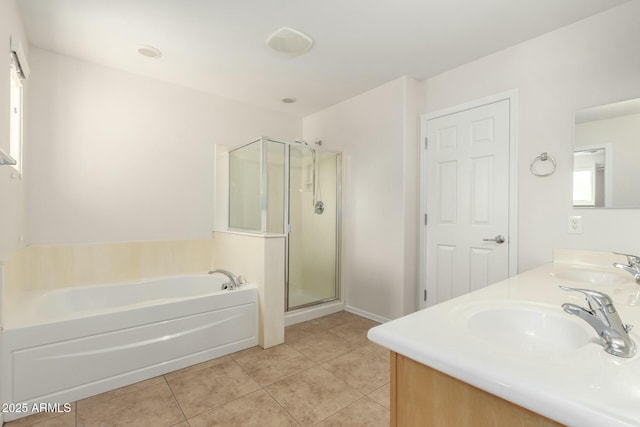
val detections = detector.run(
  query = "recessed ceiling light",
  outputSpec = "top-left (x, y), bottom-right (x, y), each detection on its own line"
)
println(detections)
top-left (282, 97), bottom-right (297, 104)
top-left (137, 45), bottom-right (162, 58)
top-left (266, 27), bottom-right (313, 56)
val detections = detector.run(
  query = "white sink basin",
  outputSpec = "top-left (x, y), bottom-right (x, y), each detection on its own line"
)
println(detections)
top-left (466, 304), bottom-right (592, 352)
top-left (551, 265), bottom-right (630, 285)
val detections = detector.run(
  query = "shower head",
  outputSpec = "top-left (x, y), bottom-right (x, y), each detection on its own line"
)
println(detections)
top-left (294, 139), bottom-right (322, 151)
top-left (293, 139), bottom-right (316, 156)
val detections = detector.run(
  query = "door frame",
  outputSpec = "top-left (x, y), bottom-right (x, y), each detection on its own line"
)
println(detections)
top-left (285, 144), bottom-right (343, 312)
top-left (418, 90), bottom-right (519, 309)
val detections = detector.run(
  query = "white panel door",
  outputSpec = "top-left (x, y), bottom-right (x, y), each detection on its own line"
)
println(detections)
top-left (425, 99), bottom-right (510, 306)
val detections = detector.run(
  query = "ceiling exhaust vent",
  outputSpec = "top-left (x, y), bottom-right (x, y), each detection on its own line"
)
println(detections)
top-left (266, 27), bottom-right (313, 56)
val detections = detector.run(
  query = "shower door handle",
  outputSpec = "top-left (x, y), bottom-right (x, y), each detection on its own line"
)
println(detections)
top-left (483, 235), bottom-right (505, 244)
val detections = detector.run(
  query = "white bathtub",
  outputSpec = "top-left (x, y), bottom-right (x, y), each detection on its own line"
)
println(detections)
top-left (1, 275), bottom-right (258, 421)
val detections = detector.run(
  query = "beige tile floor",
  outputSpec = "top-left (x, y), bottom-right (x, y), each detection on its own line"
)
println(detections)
top-left (5, 311), bottom-right (390, 427)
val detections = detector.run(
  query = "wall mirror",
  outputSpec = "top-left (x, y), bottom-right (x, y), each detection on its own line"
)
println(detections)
top-left (573, 97), bottom-right (640, 208)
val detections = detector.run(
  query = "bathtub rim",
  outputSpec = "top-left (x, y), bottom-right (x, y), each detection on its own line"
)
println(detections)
top-left (3, 275), bottom-right (255, 330)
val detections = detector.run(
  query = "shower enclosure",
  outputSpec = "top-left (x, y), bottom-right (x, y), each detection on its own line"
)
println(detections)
top-left (228, 137), bottom-right (341, 311)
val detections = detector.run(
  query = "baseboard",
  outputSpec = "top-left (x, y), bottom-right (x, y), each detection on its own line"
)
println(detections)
top-left (285, 300), bottom-right (344, 326)
top-left (344, 305), bottom-right (391, 324)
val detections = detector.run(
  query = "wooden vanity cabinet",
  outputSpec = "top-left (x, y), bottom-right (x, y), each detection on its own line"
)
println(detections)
top-left (390, 352), bottom-right (564, 426)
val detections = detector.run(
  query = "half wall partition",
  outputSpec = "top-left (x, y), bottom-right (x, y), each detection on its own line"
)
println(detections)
top-left (228, 137), bottom-right (341, 311)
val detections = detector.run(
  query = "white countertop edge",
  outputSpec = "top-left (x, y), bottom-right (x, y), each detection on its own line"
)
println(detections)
top-left (368, 326), bottom-right (636, 427)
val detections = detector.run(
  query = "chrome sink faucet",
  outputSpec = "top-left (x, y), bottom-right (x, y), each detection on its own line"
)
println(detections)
top-left (559, 286), bottom-right (636, 358)
top-left (208, 269), bottom-right (246, 290)
top-left (613, 252), bottom-right (640, 284)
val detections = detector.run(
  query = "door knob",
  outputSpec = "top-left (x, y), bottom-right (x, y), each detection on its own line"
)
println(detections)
top-left (483, 235), bottom-right (505, 244)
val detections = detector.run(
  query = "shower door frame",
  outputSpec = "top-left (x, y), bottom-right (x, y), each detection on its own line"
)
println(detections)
top-left (285, 145), bottom-right (342, 312)
top-left (227, 137), bottom-right (342, 312)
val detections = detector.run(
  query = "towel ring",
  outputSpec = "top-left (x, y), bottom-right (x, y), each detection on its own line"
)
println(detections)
top-left (530, 152), bottom-right (556, 177)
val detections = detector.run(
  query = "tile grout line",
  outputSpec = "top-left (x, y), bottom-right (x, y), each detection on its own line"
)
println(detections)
top-left (270, 363), bottom-right (318, 387)
top-left (287, 332), bottom-right (357, 364)
top-left (170, 358), bottom-right (261, 422)
top-left (232, 343), bottom-right (321, 389)
top-left (177, 393), bottom-right (251, 423)
top-left (241, 349), bottom-right (312, 388)
top-left (363, 393), bottom-right (391, 413)
top-left (163, 374), bottom-right (190, 426)
top-left (74, 376), bottom-right (166, 411)
top-left (261, 381), bottom-right (304, 426)
top-left (313, 394), bottom-right (370, 425)
top-left (285, 363), bottom-right (365, 425)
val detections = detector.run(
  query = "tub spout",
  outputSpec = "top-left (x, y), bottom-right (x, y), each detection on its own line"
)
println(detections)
top-left (208, 269), bottom-right (240, 290)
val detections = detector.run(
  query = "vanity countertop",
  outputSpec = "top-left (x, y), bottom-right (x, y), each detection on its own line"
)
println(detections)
top-left (368, 259), bottom-right (640, 427)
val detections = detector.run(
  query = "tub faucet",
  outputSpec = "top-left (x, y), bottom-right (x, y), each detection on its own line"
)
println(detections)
top-left (559, 285), bottom-right (636, 358)
top-left (208, 269), bottom-right (240, 290)
top-left (613, 252), bottom-right (640, 284)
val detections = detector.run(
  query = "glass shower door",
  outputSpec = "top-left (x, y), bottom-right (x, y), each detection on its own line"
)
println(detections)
top-left (287, 145), bottom-right (339, 310)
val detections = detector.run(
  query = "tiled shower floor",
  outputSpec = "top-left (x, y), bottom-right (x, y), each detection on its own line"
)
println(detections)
top-left (6, 311), bottom-right (390, 427)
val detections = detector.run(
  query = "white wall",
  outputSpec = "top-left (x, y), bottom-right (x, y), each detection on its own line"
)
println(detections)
top-left (25, 48), bottom-right (301, 245)
top-left (422, 1), bottom-right (640, 272)
top-left (303, 77), bottom-right (419, 321)
top-left (0, 0), bottom-right (28, 260)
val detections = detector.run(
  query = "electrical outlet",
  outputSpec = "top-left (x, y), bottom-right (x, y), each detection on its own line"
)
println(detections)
top-left (568, 216), bottom-right (583, 234)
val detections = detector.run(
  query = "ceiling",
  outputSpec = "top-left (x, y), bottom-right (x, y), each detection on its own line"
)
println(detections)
top-left (17, 0), bottom-right (628, 117)
top-left (576, 98), bottom-right (640, 124)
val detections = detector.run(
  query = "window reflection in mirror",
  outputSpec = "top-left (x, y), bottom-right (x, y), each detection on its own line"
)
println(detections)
top-left (573, 98), bottom-right (640, 208)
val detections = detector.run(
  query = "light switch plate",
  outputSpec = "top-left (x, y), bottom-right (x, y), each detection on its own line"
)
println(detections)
top-left (568, 216), bottom-right (583, 234)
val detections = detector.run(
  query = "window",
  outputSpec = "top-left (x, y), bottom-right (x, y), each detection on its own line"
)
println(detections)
top-left (9, 57), bottom-right (23, 171)
top-left (8, 35), bottom-right (29, 173)
top-left (9, 53), bottom-right (24, 173)
top-left (573, 168), bottom-right (595, 207)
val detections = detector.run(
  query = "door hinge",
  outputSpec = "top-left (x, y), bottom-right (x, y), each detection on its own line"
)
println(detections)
top-left (424, 137), bottom-right (428, 150)
top-left (424, 213), bottom-right (428, 225)
top-left (423, 289), bottom-right (427, 301)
